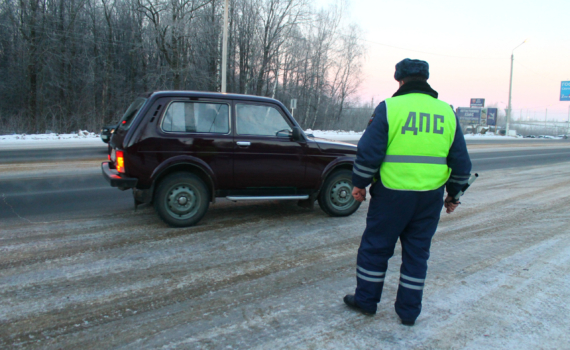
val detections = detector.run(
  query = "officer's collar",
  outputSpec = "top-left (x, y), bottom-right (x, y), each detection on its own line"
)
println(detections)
top-left (392, 81), bottom-right (438, 99)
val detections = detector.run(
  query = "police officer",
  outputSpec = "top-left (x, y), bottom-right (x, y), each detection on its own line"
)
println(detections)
top-left (343, 58), bottom-right (472, 326)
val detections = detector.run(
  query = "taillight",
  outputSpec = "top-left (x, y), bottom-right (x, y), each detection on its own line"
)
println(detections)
top-left (108, 154), bottom-right (111, 161)
top-left (116, 150), bottom-right (125, 173)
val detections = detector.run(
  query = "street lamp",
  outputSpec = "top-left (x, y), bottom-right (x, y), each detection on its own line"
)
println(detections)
top-left (506, 39), bottom-right (527, 136)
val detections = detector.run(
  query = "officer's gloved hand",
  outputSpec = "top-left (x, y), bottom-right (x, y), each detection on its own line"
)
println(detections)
top-left (444, 195), bottom-right (459, 214)
top-left (352, 187), bottom-right (366, 202)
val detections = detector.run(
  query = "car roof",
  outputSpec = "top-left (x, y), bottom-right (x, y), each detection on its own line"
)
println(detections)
top-left (146, 91), bottom-right (282, 105)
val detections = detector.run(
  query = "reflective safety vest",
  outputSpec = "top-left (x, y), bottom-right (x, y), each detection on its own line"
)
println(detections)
top-left (381, 93), bottom-right (456, 191)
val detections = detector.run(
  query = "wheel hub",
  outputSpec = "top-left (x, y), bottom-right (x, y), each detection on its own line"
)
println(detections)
top-left (330, 180), bottom-right (355, 209)
top-left (167, 186), bottom-right (197, 216)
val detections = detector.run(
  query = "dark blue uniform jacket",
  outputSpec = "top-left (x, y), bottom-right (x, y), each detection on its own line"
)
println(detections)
top-left (353, 81), bottom-right (472, 196)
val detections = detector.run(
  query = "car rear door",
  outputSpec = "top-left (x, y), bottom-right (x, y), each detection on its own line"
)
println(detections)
top-left (136, 97), bottom-right (234, 189)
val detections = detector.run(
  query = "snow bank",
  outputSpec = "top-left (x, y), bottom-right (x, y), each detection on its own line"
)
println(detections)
top-left (306, 130), bottom-right (520, 141)
top-left (305, 129), bottom-right (364, 141)
top-left (0, 129), bottom-right (523, 149)
top-left (0, 130), bottom-right (98, 141)
top-left (0, 131), bottom-right (104, 149)
top-left (464, 133), bottom-right (520, 140)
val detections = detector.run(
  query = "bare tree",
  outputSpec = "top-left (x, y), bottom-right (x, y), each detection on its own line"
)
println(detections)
top-left (0, 0), bottom-right (367, 134)
top-left (137, 0), bottom-right (213, 89)
top-left (254, 0), bottom-right (306, 96)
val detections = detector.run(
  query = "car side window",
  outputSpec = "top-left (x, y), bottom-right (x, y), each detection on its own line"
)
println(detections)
top-left (236, 103), bottom-right (291, 136)
top-left (161, 101), bottom-right (230, 134)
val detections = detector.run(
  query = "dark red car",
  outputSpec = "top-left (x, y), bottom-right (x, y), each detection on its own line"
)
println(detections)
top-left (102, 91), bottom-right (360, 227)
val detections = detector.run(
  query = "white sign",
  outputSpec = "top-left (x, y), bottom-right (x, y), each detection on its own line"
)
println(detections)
top-left (290, 99), bottom-right (297, 109)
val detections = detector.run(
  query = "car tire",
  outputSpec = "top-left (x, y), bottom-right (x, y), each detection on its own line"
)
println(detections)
top-left (154, 172), bottom-right (210, 227)
top-left (318, 169), bottom-right (360, 217)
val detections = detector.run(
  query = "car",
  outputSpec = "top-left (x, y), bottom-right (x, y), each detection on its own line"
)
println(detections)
top-left (100, 123), bottom-right (118, 143)
top-left (524, 135), bottom-right (536, 138)
top-left (101, 91), bottom-right (361, 227)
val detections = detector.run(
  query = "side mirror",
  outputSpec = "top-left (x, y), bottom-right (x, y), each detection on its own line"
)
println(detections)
top-left (291, 127), bottom-right (303, 141)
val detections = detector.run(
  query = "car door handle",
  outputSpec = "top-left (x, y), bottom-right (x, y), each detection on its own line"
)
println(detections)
top-left (236, 141), bottom-right (251, 147)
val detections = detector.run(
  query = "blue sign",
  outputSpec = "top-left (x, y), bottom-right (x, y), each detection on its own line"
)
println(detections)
top-left (561, 81), bottom-right (570, 101)
top-left (470, 98), bottom-right (485, 108)
top-left (487, 108), bottom-right (497, 126)
top-left (457, 108), bottom-right (481, 124)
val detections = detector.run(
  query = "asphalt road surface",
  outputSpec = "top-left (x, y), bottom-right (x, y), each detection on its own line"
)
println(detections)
top-left (1, 143), bottom-right (570, 222)
top-left (1, 141), bottom-right (570, 348)
top-left (0, 147), bottom-right (108, 164)
top-left (470, 147), bottom-right (570, 171)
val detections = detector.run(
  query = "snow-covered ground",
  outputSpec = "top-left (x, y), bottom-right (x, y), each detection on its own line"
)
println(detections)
top-left (0, 131), bottom-right (103, 149)
top-left (1, 161), bottom-right (569, 348)
top-left (306, 129), bottom-right (364, 141)
top-left (307, 130), bottom-right (525, 141)
top-left (0, 130), bottom-right (521, 148)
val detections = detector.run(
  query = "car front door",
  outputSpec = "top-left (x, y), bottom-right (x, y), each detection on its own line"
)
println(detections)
top-left (233, 102), bottom-right (306, 190)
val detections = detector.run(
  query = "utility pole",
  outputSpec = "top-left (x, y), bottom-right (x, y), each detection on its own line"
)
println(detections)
top-left (506, 40), bottom-right (527, 137)
top-left (566, 105), bottom-right (570, 136)
top-left (506, 52), bottom-right (514, 136)
top-left (221, 0), bottom-right (230, 93)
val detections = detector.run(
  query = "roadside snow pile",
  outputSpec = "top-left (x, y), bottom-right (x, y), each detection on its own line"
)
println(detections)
top-left (305, 129), bottom-right (363, 141)
top-left (0, 129), bottom-right (526, 148)
top-left (464, 133), bottom-right (519, 139)
top-left (0, 131), bottom-right (103, 149)
top-left (0, 130), bottom-right (98, 141)
top-left (305, 130), bottom-right (522, 142)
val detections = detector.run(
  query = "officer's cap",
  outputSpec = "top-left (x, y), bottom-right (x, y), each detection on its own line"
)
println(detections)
top-left (394, 58), bottom-right (429, 81)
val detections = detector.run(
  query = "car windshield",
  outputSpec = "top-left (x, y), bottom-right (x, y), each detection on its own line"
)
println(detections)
top-left (118, 97), bottom-right (147, 131)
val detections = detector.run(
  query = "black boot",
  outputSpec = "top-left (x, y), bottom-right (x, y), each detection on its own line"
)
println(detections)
top-left (400, 318), bottom-right (415, 326)
top-left (343, 294), bottom-right (376, 316)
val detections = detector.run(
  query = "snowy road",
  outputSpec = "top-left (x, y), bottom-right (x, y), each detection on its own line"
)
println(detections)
top-left (1, 149), bottom-right (570, 348)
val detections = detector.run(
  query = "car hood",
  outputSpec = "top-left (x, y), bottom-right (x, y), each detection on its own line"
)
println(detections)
top-left (310, 137), bottom-right (358, 155)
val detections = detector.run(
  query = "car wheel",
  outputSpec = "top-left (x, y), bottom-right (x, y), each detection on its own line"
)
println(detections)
top-left (318, 169), bottom-right (360, 217)
top-left (154, 172), bottom-right (210, 227)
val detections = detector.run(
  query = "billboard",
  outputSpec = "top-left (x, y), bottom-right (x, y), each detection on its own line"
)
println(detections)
top-left (486, 108), bottom-right (497, 126)
top-left (457, 108), bottom-right (481, 124)
top-left (470, 98), bottom-right (485, 108)
top-left (561, 81), bottom-right (570, 101)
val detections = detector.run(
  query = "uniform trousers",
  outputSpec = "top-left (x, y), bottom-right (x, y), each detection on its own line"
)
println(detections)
top-left (354, 181), bottom-right (444, 321)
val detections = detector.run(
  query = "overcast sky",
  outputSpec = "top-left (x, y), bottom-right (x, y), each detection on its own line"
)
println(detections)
top-left (315, 0), bottom-right (570, 121)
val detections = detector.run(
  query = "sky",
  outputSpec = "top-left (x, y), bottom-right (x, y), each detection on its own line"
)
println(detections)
top-left (315, 0), bottom-right (570, 121)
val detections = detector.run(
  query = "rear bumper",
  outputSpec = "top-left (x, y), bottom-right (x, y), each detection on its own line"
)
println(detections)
top-left (101, 162), bottom-right (138, 189)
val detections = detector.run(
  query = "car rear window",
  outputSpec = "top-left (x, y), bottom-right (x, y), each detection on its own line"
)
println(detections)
top-left (118, 97), bottom-right (147, 131)
top-left (161, 101), bottom-right (230, 134)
